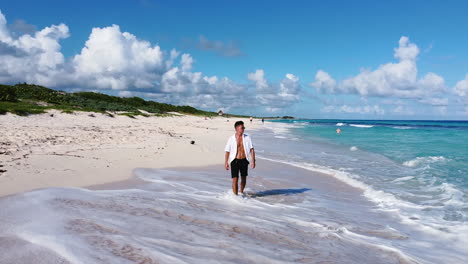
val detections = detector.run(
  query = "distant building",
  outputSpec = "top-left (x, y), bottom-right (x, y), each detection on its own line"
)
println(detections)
top-left (218, 110), bottom-right (224, 116)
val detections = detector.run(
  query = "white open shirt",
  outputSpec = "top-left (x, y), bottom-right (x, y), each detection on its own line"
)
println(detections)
top-left (224, 133), bottom-right (254, 164)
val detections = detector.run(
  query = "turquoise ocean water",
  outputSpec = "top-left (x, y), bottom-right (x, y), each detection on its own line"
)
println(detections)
top-left (262, 119), bottom-right (468, 222)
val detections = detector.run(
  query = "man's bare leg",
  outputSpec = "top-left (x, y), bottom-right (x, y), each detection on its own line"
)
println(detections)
top-left (232, 177), bottom-right (239, 195)
top-left (240, 175), bottom-right (247, 194)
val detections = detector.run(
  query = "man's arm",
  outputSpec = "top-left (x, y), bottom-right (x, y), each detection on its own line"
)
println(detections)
top-left (250, 148), bottom-right (256, 169)
top-left (224, 137), bottom-right (231, 170)
top-left (225, 152), bottom-right (230, 170)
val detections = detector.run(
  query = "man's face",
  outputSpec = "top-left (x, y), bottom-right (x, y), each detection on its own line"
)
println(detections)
top-left (235, 124), bottom-right (245, 134)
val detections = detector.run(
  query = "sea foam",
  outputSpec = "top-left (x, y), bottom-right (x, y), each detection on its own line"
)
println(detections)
top-left (402, 156), bottom-right (448, 167)
top-left (349, 124), bottom-right (374, 128)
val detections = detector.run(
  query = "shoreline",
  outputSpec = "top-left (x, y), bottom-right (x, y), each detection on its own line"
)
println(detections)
top-left (84, 156), bottom-right (366, 196)
top-left (0, 109), bottom-right (260, 197)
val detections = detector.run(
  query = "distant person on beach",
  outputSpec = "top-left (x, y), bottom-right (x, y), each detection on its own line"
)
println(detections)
top-left (262, 118), bottom-right (264, 124)
top-left (224, 121), bottom-right (256, 195)
top-left (250, 117), bottom-right (253, 123)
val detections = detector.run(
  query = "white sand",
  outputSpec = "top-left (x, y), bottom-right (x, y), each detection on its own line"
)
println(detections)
top-left (0, 110), bottom-right (259, 197)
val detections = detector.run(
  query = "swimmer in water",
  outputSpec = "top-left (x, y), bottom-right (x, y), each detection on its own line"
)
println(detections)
top-left (336, 128), bottom-right (341, 134)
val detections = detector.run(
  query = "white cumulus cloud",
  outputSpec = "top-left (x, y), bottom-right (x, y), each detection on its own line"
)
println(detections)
top-left (310, 70), bottom-right (336, 93)
top-left (454, 74), bottom-right (468, 97)
top-left (247, 69), bottom-right (268, 92)
top-left (321, 104), bottom-right (385, 115)
top-left (310, 36), bottom-right (446, 99)
top-left (0, 10), bottom-right (69, 87)
top-left (72, 24), bottom-right (165, 90)
top-left (248, 69), bottom-right (302, 110)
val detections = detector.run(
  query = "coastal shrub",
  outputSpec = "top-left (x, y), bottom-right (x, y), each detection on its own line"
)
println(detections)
top-left (13, 83), bottom-right (66, 103)
top-left (0, 85), bottom-right (17, 102)
top-left (123, 96), bottom-right (146, 106)
top-left (0, 83), bottom-right (244, 117)
top-left (0, 101), bottom-right (46, 115)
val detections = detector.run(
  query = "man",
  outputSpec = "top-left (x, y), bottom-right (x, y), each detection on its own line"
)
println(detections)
top-left (224, 121), bottom-right (255, 195)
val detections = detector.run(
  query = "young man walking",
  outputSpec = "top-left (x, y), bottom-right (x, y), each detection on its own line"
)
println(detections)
top-left (224, 121), bottom-right (256, 195)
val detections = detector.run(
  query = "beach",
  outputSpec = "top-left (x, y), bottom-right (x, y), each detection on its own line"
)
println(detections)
top-left (0, 111), bottom-right (255, 197)
top-left (1, 1), bottom-right (467, 263)
top-left (1, 112), bottom-right (467, 263)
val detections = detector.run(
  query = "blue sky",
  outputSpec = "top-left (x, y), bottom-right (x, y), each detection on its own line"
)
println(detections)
top-left (1, 0), bottom-right (468, 119)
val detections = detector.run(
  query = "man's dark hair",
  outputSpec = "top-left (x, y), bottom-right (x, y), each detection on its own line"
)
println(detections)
top-left (234, 121), bottom-right (244, 128)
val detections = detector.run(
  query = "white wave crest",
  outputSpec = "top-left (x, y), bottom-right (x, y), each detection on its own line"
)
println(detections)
top-left (391, 176), bottom-right (414, 183)
top-left (402, 156), bottom-right (448, 167)
top-left (349, 124), bottom-right (374, 128)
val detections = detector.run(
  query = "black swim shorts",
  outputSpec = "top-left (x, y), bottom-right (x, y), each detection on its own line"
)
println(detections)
top-left (230, 158), bottom-right (249, 178)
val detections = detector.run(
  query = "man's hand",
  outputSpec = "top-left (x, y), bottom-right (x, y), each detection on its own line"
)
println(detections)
top-left (251, 161), bottom-right (256, 169)
top-left (225, 162), bottom-right (229, 170)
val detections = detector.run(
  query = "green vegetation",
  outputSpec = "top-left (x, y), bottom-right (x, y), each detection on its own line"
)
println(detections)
top-left (0, 100), bottom-right (46, 116)
top-left (0, 85), bottom-right (17, 102)
top-left (0, 83), bottom-right (218, 117)
top-left (0, 83), bottom-right (294, 118)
